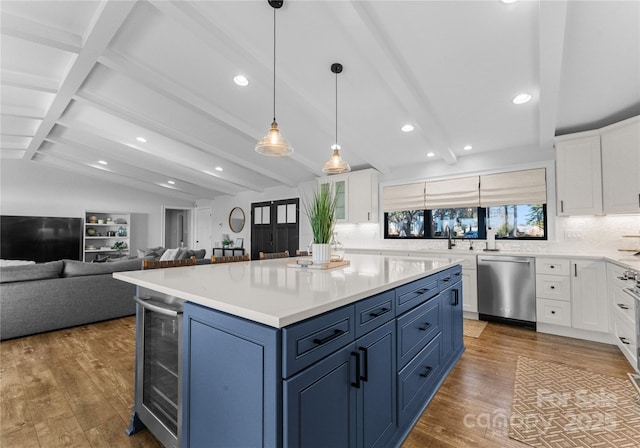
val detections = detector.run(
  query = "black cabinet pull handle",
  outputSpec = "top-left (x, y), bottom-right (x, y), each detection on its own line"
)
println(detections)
top-left (351, 351), bottom-right (361, 388)
top-left (441, 277), bottom-right (451, 283)
top-left (618, 304), bottom-right (629, 310)
top-left (369, 307), bottom-right (390, 318)
top-left (453, 288), bottom-right (459, 306)
top-left (551, 310), bottom-right (556, 314)
top-left (550, 286), bottom-right (555, 289)
top-left (313, 329), bottom-right (344, 345)
top-left (418, 322), bottom-right (431, 331)
top-left (419, 366), bottom-right (432, 378)
top-left (416, 288), bottom-right (430, 295)
top-left (359, 347), bottom-right (368, 382)
top-left (619, 337), bottom-right (630, 345)
top-left (454, 272), bottom-right (461, 277)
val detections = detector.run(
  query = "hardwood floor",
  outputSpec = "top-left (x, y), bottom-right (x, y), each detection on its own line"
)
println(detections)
top-left (1, 317), bottom-right (632, 448)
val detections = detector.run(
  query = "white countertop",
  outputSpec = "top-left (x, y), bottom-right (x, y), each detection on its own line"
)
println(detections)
top-left (114, 254), bottom-right (459, 328)
top-left (346, 247), bottom-right (640, 271)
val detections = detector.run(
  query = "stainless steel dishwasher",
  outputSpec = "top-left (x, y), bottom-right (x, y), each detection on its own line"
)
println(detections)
top-left (477, 255), bottom-right (536, 328)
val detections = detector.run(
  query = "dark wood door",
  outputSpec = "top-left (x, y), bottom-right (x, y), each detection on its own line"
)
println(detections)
top-left (250, 198), bottom-right (299, 260)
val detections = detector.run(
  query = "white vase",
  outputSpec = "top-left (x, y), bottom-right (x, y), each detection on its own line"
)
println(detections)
top-left (312, 243), bottom-right (331, 264)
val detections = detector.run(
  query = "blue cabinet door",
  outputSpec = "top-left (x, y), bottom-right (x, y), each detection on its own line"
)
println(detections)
top-left (182, 303), bottom-right (280, 448)
top-left (356, 320), bottom-right (396, 448)
top-left (440, 282), bottom-right (464, 364)
top-left (284, 342), bottom-right (357, 448)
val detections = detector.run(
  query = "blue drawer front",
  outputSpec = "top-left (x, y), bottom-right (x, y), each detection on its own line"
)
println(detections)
top-left (396, 296), bottom-right (441, 369)
top-left (395, 276), bottom-right (439, 315)
top-left (354, 290), bottom-right (395, 339)
top-left (438, 265), bottom-right (462, 289)
top-left (282, 305), bottom-right (355, 378)
top-left (397, 333), bottom-right (442, 426)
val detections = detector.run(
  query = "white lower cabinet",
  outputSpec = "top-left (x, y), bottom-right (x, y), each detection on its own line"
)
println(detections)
top-left (536, 258), bottom-right (609, 335)
top-left (571, 260), bottom-right (608, 333)
top-left (607, 262), bottom-right (638, 370)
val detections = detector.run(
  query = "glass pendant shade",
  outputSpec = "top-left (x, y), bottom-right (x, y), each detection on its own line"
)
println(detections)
top-left (322, 148), bottom-right (350, 174)
top-left (255, 121), bottom-right (293, 156)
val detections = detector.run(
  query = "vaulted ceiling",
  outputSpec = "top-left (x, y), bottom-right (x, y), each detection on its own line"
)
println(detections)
top-left (1, 0), bottom-right (638, 201)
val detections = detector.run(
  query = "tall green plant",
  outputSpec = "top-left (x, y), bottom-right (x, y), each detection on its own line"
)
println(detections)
top-left (304, 185), bottom-right (337, 244)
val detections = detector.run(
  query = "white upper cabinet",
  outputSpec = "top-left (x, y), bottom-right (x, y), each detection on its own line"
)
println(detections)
top-left (318, 169), bottom-right (379, 224)
top-left (555, 131), bottom-right (603, 216)
top-left (600, 116), bottom-right (640, 214)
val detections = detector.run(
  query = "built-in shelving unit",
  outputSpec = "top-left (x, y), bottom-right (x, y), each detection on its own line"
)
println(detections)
top-left (83, 211), bottom-right (131, 261)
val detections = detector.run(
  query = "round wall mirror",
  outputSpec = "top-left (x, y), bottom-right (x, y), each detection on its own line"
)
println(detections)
top-left (229, 207), bottom-right (245, 233)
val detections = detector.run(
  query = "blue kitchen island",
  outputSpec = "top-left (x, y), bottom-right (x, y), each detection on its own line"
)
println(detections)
top-left (115, 254), bottom-right (464, 448)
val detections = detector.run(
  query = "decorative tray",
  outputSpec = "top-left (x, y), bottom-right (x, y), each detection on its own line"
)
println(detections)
top-left (287, 259), bottom-right (350, 270)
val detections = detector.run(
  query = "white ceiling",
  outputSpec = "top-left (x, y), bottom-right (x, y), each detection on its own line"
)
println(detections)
top-left (1, 0), bottom-right (638, 202)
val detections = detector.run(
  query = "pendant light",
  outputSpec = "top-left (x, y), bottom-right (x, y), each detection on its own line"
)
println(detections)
top-left (322, 63), bottom-right (350, 174)
top-left (255, 0), bottom-right (293, 156)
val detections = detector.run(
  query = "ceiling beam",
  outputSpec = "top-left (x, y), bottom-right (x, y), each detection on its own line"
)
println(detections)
top-left (24, 0), bottom-right (137, 160)
top-left (1, 69), bottom-right (59, 94)
top-left (33, 152), bottom-right (200, 203)
top-left (0, 106), bottom-right (44, 120)
top-left (538, 0), bottom-right (568, 150)
top-left (71, 90), bottom-right (271, 192)
top-left (333, 2), bottom-right (458, 165)
top-left (97, 50), bottom-right (305, 187)
top-left (0, 11), bottom-right (83, 54)
top-left (44, 132), bottom-right (242, 196)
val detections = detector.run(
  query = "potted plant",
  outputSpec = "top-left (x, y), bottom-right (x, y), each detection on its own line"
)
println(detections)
top-left (303, 186), bottom-right (337, 264)
top-left (222, 238), bottom-right (234, 248)
top-left (111, 241), bottom-right (128, 257)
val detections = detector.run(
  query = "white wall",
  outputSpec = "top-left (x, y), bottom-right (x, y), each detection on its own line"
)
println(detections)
top-left (196, 181), bottom-right (317, 254)
top-left (1, 160), bottom-right (194, 251)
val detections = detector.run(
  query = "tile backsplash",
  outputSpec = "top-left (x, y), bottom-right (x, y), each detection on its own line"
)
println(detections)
top-left (335, 214), bottom-right (640, 256)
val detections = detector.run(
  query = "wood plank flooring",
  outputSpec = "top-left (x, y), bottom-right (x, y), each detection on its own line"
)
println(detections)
top-left (1, 317), bottom-right (632, 448)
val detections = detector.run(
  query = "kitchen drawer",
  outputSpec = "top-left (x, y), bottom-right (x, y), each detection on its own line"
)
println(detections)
top-left (354, 289), bottom-right (395, 338)
top-left (396, 296), bottom-right (441, 369)
top-left (536, 298), bottom-right (571, 327)
top-left (282, 305), bottom-right (355, 378)
top-left (439, 265), bottom-right (462, 289)
top-left (536, 274), bottom-right (571, 301)
top-left (612, 285), bottom-right (636, 325)
top-left (396, 275), bottom-right (439, 315)
top-left (397, 333), bottom-right (442, 426)
top-left (536, 258), bottom-right (570, 276)
top-left (613, 313), bottom-right (637, 368)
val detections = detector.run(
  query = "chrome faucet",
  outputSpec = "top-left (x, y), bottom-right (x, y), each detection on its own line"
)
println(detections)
top-left (448, 235), bottom-right (456, 250)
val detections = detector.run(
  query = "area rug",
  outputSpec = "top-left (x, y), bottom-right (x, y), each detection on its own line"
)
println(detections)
top-left (508, 356), bottom-right (640, 448)
top-left (463, 318), bottom-right (488, 338)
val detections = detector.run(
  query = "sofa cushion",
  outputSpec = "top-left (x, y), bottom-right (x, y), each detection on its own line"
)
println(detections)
top-left (0, 260), bottom-right (64, 283)
top-left (188, 249), bottom-right (206, 259)
top-left (62, 258), bottom-right (143, 278)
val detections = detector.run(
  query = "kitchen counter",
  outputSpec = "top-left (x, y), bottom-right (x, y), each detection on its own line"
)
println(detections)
top-left (114, 253), bottom-right (459, 328)
top-left (346, 246), bottom-right (640, 271)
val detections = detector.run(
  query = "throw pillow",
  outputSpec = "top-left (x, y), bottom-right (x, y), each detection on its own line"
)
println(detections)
top-left (192, 249), bottom-right (206, 259)
top-left (159, 248), bottom-right (180, 261)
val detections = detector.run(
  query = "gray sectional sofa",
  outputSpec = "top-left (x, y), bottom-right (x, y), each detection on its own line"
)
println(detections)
top-left (0, 258), bottom-right (142, 340)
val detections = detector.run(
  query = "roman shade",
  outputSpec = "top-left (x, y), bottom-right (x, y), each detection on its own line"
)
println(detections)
top-left (425, 176), bottom-right (480, 209)
top-left (480, 168), bottom-right (547, 207)
top-left (383, 182), bottom-right (426, 212)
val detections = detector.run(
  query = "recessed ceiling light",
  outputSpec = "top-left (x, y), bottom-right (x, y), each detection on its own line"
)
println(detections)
top-left (501, 0), bottom-right (518, 4)
top-left (98, 160), bottom-right (108, 165)
top-left (136, 137), bottom-right (147, 143)
top-left (168, 180), bottom-right (175, 185)
top-left (512, 93), bottom-right (532, 105)
top-left (427, 152), bottom-right (435, 158)
top-left (214, 166), bottom-right (223, 172)
top-left (401, 124), bottom-right (414, 132)
top-left (331, 144), bottom-right (341, 150)
top-left (463, 145), bottom-right (473, 151)
top-left (233, 75), bottom-right (249, 87)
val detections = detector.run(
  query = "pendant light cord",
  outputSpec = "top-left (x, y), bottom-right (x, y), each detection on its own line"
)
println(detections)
top-left (335, 69), bottom-right (338, 148)
top-left (273, 7), bottom-right (277, 122)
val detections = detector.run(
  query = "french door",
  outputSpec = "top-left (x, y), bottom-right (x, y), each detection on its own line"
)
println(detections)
top-left (250, 198), bottom-right (299, 260)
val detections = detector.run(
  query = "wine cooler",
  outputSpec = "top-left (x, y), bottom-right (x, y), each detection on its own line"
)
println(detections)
top-left (129, 289), bottom-right (184, 448)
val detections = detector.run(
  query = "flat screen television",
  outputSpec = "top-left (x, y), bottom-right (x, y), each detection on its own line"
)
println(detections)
top-left (1, 215), bottom-right (82, 262)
